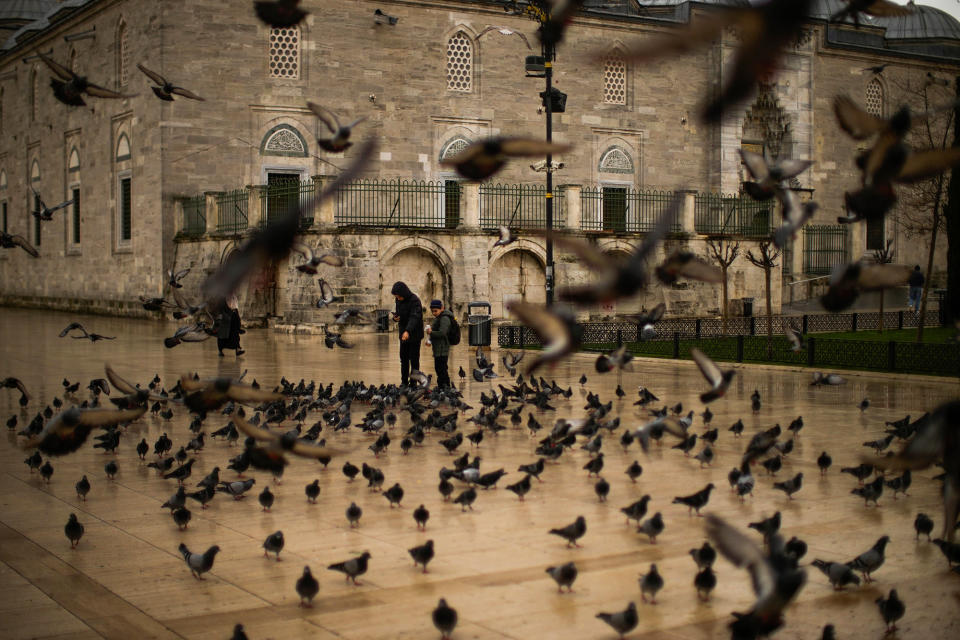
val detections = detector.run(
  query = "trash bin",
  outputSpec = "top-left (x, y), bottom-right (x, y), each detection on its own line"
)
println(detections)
top-left (468, 301), bottom-right (492, 347)
top-left (742, 298), bottom-right (754, 318)
top-left (375, 309), bottom-right (391, 332)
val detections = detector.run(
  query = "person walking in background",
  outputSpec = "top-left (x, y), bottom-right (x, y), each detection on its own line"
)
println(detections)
top-left (426, 299), bottom-right (454, 389)
top-left (217, 295), bottom-right (244, 357)
top-left (908, 265), bottom-right (924, 314)
top-left (391, 281), bottom-right (423, 386)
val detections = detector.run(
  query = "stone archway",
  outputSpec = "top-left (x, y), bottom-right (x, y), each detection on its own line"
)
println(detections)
top-left (381, 247), bottom-right (448, 311)
top-left (489, 248), bottom-right (546, 319)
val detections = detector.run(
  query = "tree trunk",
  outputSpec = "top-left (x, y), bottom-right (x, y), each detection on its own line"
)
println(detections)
top-left (721, 266), bottom-right (729, 336)
top-left (765, 265), bottom-right (773, 360)
top-left (946, 75), bottom-right (960, 326)
top-left (917, 174), bottom-right (944, 343)
top-left (878, 290), bottom-right (884, 333)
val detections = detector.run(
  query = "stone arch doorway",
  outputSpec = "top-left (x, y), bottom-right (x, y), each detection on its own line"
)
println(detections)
top-left (381, 247), bottom-right (449, 311)
top-left (489, 248), bottom-right (546, 319)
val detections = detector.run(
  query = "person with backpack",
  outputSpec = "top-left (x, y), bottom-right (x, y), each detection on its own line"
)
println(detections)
top-left (425, 299), bottom-right (459, 389)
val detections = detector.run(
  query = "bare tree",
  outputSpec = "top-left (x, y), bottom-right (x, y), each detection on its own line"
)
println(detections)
top-left (872, 238), bottom-right (895, 333)
top-left (746, 242), bottom-right (781, 359)
top-left (706, 237), bottom-right (741, 335)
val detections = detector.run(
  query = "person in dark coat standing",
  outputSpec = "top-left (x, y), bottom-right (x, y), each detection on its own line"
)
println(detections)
top-left (217, 295), bottom-right (244, 357)
top-left (390, 281), bottom-right (423, 386)
top-left (908, 265), bottom-right (924, 313)
top-left (426, 299), bottom-right (454, 389)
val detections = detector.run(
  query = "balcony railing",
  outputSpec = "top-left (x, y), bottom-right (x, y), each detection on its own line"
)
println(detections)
top-left (216, 189), bottom-right (248, 234)
top-left (695, 192), bottom-right (773, 236)
top-left (479, 183), bottom-right (565, 230)
top-left (335, 179), bottom-right (457, 228)
top-left (803, 225), bottom-right (849, 276)
top-left (180, 195), bottom-right (206, 237)
top-left (580, 187), bottom-right (681, 233)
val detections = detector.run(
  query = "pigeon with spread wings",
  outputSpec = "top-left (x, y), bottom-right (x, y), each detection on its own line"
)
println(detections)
top-left (24, 406), bottom-right (146, 456)
top-left (137, 64), bottom-right (205, 101)
top-left (254, 0), bottom-right (307, 28)
top-left (1, 377), bottom-right (30, 406)
top-left (507, 301), bottom-right (581, 374)
top-left (556, 192), bottom-right (683, 304)
top-left (0, 231), bottom-right (39, 257)
top-left (691, 348), bottom-right (735, 403)
top-left (201, 138), bottom-right (375, 308)
top-left (441, 137), bottom-right (572, 181)
top-left (230, 414), bottom-right (338, 469)
top-left (30, 187), bottom-right (73, 221)
top-left (37, 51), bottom-right (136, 106)
top-left (292, 241), bottom-right (343, 274)
top-left (307, 102), bottom-right (366, 153)
top-left (179, 374), bottom-right (282, 416)
top-left (820, 262), bottom-right (911, 313)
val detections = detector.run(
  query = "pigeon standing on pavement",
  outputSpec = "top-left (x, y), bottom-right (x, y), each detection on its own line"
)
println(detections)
top-left (847, 535), bottom-right (889, 582)
top-left (546, 561), bottom-right (578, 593)
top-left (413, 504), bottom-right (430, 530)
top-left (262, 531), bottom-right (284, 560)
top-left (296, 566), bottom-right (319, 606)
top-left (876, 588), bottom-right (905, 632)
top-left (64, 513), bottom-right (84, 548)
top-left (346, 502), bottom-right (363, 528)
top-left (812, 559), bottom-right (861, 590)
top-left (596, 602), bottom-right (638, 638)
top-left (915, 513), bottom-right (934, 541)
top-left (639, 512), bottom-right (665, 543)
top-left (432, 598), bottom-right (458, 640)
top-left (549, 515), bottom-right (586, 547)
top-left (408, 539), bottom-right (435, 573)
top-left (328, 551), bottom-right (371, 585)
top-left (639, 563), bottom-right (664, 603)
top-left (178, 543), bottom-right (220, 579)
top-left (773, 473), bottom-right (804, 500)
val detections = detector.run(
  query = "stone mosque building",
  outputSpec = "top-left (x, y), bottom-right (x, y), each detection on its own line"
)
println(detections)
top-left (0, 0), bottom-right (958, 325)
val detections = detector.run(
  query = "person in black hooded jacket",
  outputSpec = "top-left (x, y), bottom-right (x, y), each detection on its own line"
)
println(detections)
top-left (390, 281), bottom-right (424, 386)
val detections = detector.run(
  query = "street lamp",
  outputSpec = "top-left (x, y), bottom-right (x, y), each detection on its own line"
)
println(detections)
top-left (502, 1), bottom-right (568, 306)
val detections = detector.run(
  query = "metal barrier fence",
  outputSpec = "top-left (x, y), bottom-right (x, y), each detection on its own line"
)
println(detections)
top-left (180, 195), bottom-right (206, 237)
top-left (694, 192), bottom-right (773, 236)
top-left (580, 187), bottom-right (681, 233)
top-left (479, 183), bottom-right (565, 230)
top-left (803, 225), bottom-right (848, 275)
top-left (216, 189), bottom-right (248, 234)
top-left (261, 180), bottom-right (316, 227)
top-left (335, 179), bottom-right (456, 228)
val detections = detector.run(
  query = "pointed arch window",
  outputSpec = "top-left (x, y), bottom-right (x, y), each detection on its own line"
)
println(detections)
top-left (446, 32), bottom-right (473, 93)
top-left (602, 54), bottom-right (626, 105)
top-left (865, 79), bottom-right (884, 117)
top-left (440, 137), bottom-right (471, 162)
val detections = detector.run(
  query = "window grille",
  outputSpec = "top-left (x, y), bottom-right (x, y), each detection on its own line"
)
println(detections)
top-left (865, 79), bottom-right (883, 117)
top-left (118, 22), bottom-right (129, 87)
top-left (120, 177), bottom-right (132, 242)
top-left (603, 56), bottom-right (626, 104)
top-left (72, 187), bottom-right (81, 245)
top-left (269, 27), bottom-right (300, 79)
top-left (446, 32), bottom-right (473, 92)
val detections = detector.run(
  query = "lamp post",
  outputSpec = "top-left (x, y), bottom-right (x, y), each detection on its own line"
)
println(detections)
top-left (503, 1), bottom-right (566, 306)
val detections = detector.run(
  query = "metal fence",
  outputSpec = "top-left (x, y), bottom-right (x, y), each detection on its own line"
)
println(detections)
top-left (580, 187), bottom-right (681, 233)
top-left (216, 189), bottom-right (248, 234)
top-left (180, 195), bottom-right (206, 236)
top-left (803, 225), bottom-right (848, 275)
top-left (335, 179), bottom-right (457, 228)
top-left (479, 183), bottom-right (565, 230)
top-left (694, 192), bottom-right (773, 236)
top-left (261, 180), bottom-right (316, 227)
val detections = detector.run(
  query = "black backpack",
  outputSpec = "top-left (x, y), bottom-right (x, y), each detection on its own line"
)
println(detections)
top-left (446, 311), bottom-right (461, 346)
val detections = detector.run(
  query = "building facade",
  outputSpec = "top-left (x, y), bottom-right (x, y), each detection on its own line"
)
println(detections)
top-left (0, 0), bottom-right (957, 323)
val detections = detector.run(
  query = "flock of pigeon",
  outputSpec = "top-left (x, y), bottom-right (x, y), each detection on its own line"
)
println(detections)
top-left (2, 1), bottom-right (960, 639)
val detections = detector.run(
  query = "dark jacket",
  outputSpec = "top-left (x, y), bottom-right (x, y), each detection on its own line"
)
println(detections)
top-left (430, 309), bottom-right (455, 357)
top-left (392, 283), bottom-right (424, 342)
top-left (908, 270), bottom-right (924, 288)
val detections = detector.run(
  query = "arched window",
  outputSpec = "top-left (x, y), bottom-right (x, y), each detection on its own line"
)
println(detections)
top-left (68, 147), bottom-right (80, 171)
top-left (260, 124), bottom-right (307, 157)
top-left (440, 137), bottom-right (471, 162)
top-left (602, 54), bottom-right (626, 105)
top-left (116, 133), bottom-right (131, 161)
top-left (117, 20), bottom-right (129, 87)
top-left (269, 27), bottom-right (300, 79)
top-left (865, 79), bottom-right (884, 117)
top-left (599, 146), bottom-right (634, 174)
top-left (446, 32), bottom-right (473, 93)
top-left (115, 131), bottom-right (132, 246)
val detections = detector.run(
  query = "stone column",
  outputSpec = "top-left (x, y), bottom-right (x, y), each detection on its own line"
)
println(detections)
top-left (312, 175), bottom-right (336, 228)
top-left (562, 184), bottom-right (581, 230)
top-left (461, 182), bottom-right (479, 229)
top-left (248, 185), bottom-right (264, 228)
top-left (681, 189), bottom-right (697, 234)
top-left (203, 191), bottom-right (218, 234)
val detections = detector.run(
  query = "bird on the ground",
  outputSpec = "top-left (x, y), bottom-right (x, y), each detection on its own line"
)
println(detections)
top-left (915, 513), bottom-right (934, 541)
top-left (852, 476), bottom-right (885, 506)
top-left (104, 460), bottom-right (118, 480)
top-left (876, 588), bottom-right (906, 632)
top-left (441, 137), bottom-right (573, 181)
top-left (408, 539), bottom-right (435, 573)
top-left (262, 530), bottom-right (284, 560)
top-left (342, 461), bottom-right (359, 481)
top-left (24, 451), bottom-right (41, 473)
top-left (172, 506), bottom-right (192, 530)
top-left (258, 486), bottom-right (275, 511)
top-left (179, 543), bottom-right (220, 579)
top-left (137, 64), bottom-right (204, 101)
top-left (217, 478), bottom-right (256, 500)
top-left (595, 477), bottom-right (610, 502)
top-left (729, 419), bottom-right (744, 437)
top-left (812, 559), bottom-right (861, 590)
top-left (596, 602), bottom-right (638, 638)
top-left (773, 473), bottom-right (803, 500)
top-left (694, 566), bottom-right (717, 601)
top-left (625, 460), bottom-right (643, 483)
top-left (545, 561), bottom-right (578, 593)
top-left (187, 485), bottom-right (214, 509)
top-left (932, 538), bottom-right (960, 567)
top-left (885, 469), bottom-right (912, 498)
top-left (327, 551), bottom-right (370, 585)
top-left (65, 513), bottom-right (84, 548)
top-left (295, 565), bottom-right (319, 606)
top-left (761, 455), bottom-right (782, 476)
top-left (506, 474), bottom-right (532, 501)
top-left (549, 515), bottom-right (586, 547)
top-left (639, 563), bottom-right (664, 604)
top-left (345, 502), bottom-right (362, 528)
top-left (694, 445), bottom-right (714, 468)
top-left (383, 482), bottom-right (404, 507)
top-left (847, 535), bottom-right (889, 583)
top-left (413, 504), bottom-right (430, 530)
top-left (164, 458), bottom-right (196, 485)
top-left (432, 598), bottom-right (458, 640)
top-left (673, 483), bottom-right (715, 516)
top-left (748, 512), bottom-right (781, 544)
top-left (639, 512), bottom-right (664, 543)
top-left (453, 487), bottom-right (477, 511)
top-left (161, 486), bottom-right (187, 511)
top-left (304, 479), bottom-right (320, 503)
top-left (583, 453), bottom-right (604, 477)
top-left (817, 451), bottom-right (833, 475)
top-left (75, 475), bottom-right (90, 501)
top-left (40, 460), bottom-right (54, 483)
top-left (690, 542), bottom-right (717, 570)
top-left (621, 495), bottom-right (651, 529)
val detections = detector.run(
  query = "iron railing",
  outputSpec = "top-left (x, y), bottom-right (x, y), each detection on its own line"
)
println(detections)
top-left (479, 183), bottom-right (565, 230)
top-left (180, 195), bottom-right (206, 236)
top-left (261, 180), bottom-right (316, 227)
top-left (216, 189), bottom-right (248, 234)
top-left (335, 179), bottom-right (457, 228)
top-left (803, 225), bottom-right (848, 275)
top-left (580, 187), bottom-right (681, 233)
top-left (695, 192), bottom-right (773, 236)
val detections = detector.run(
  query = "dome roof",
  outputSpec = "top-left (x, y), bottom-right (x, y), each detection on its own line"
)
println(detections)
top-left (0, 0), bottom-right (57, 23)
top-left (885, 4), bottom-right (960, 40)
